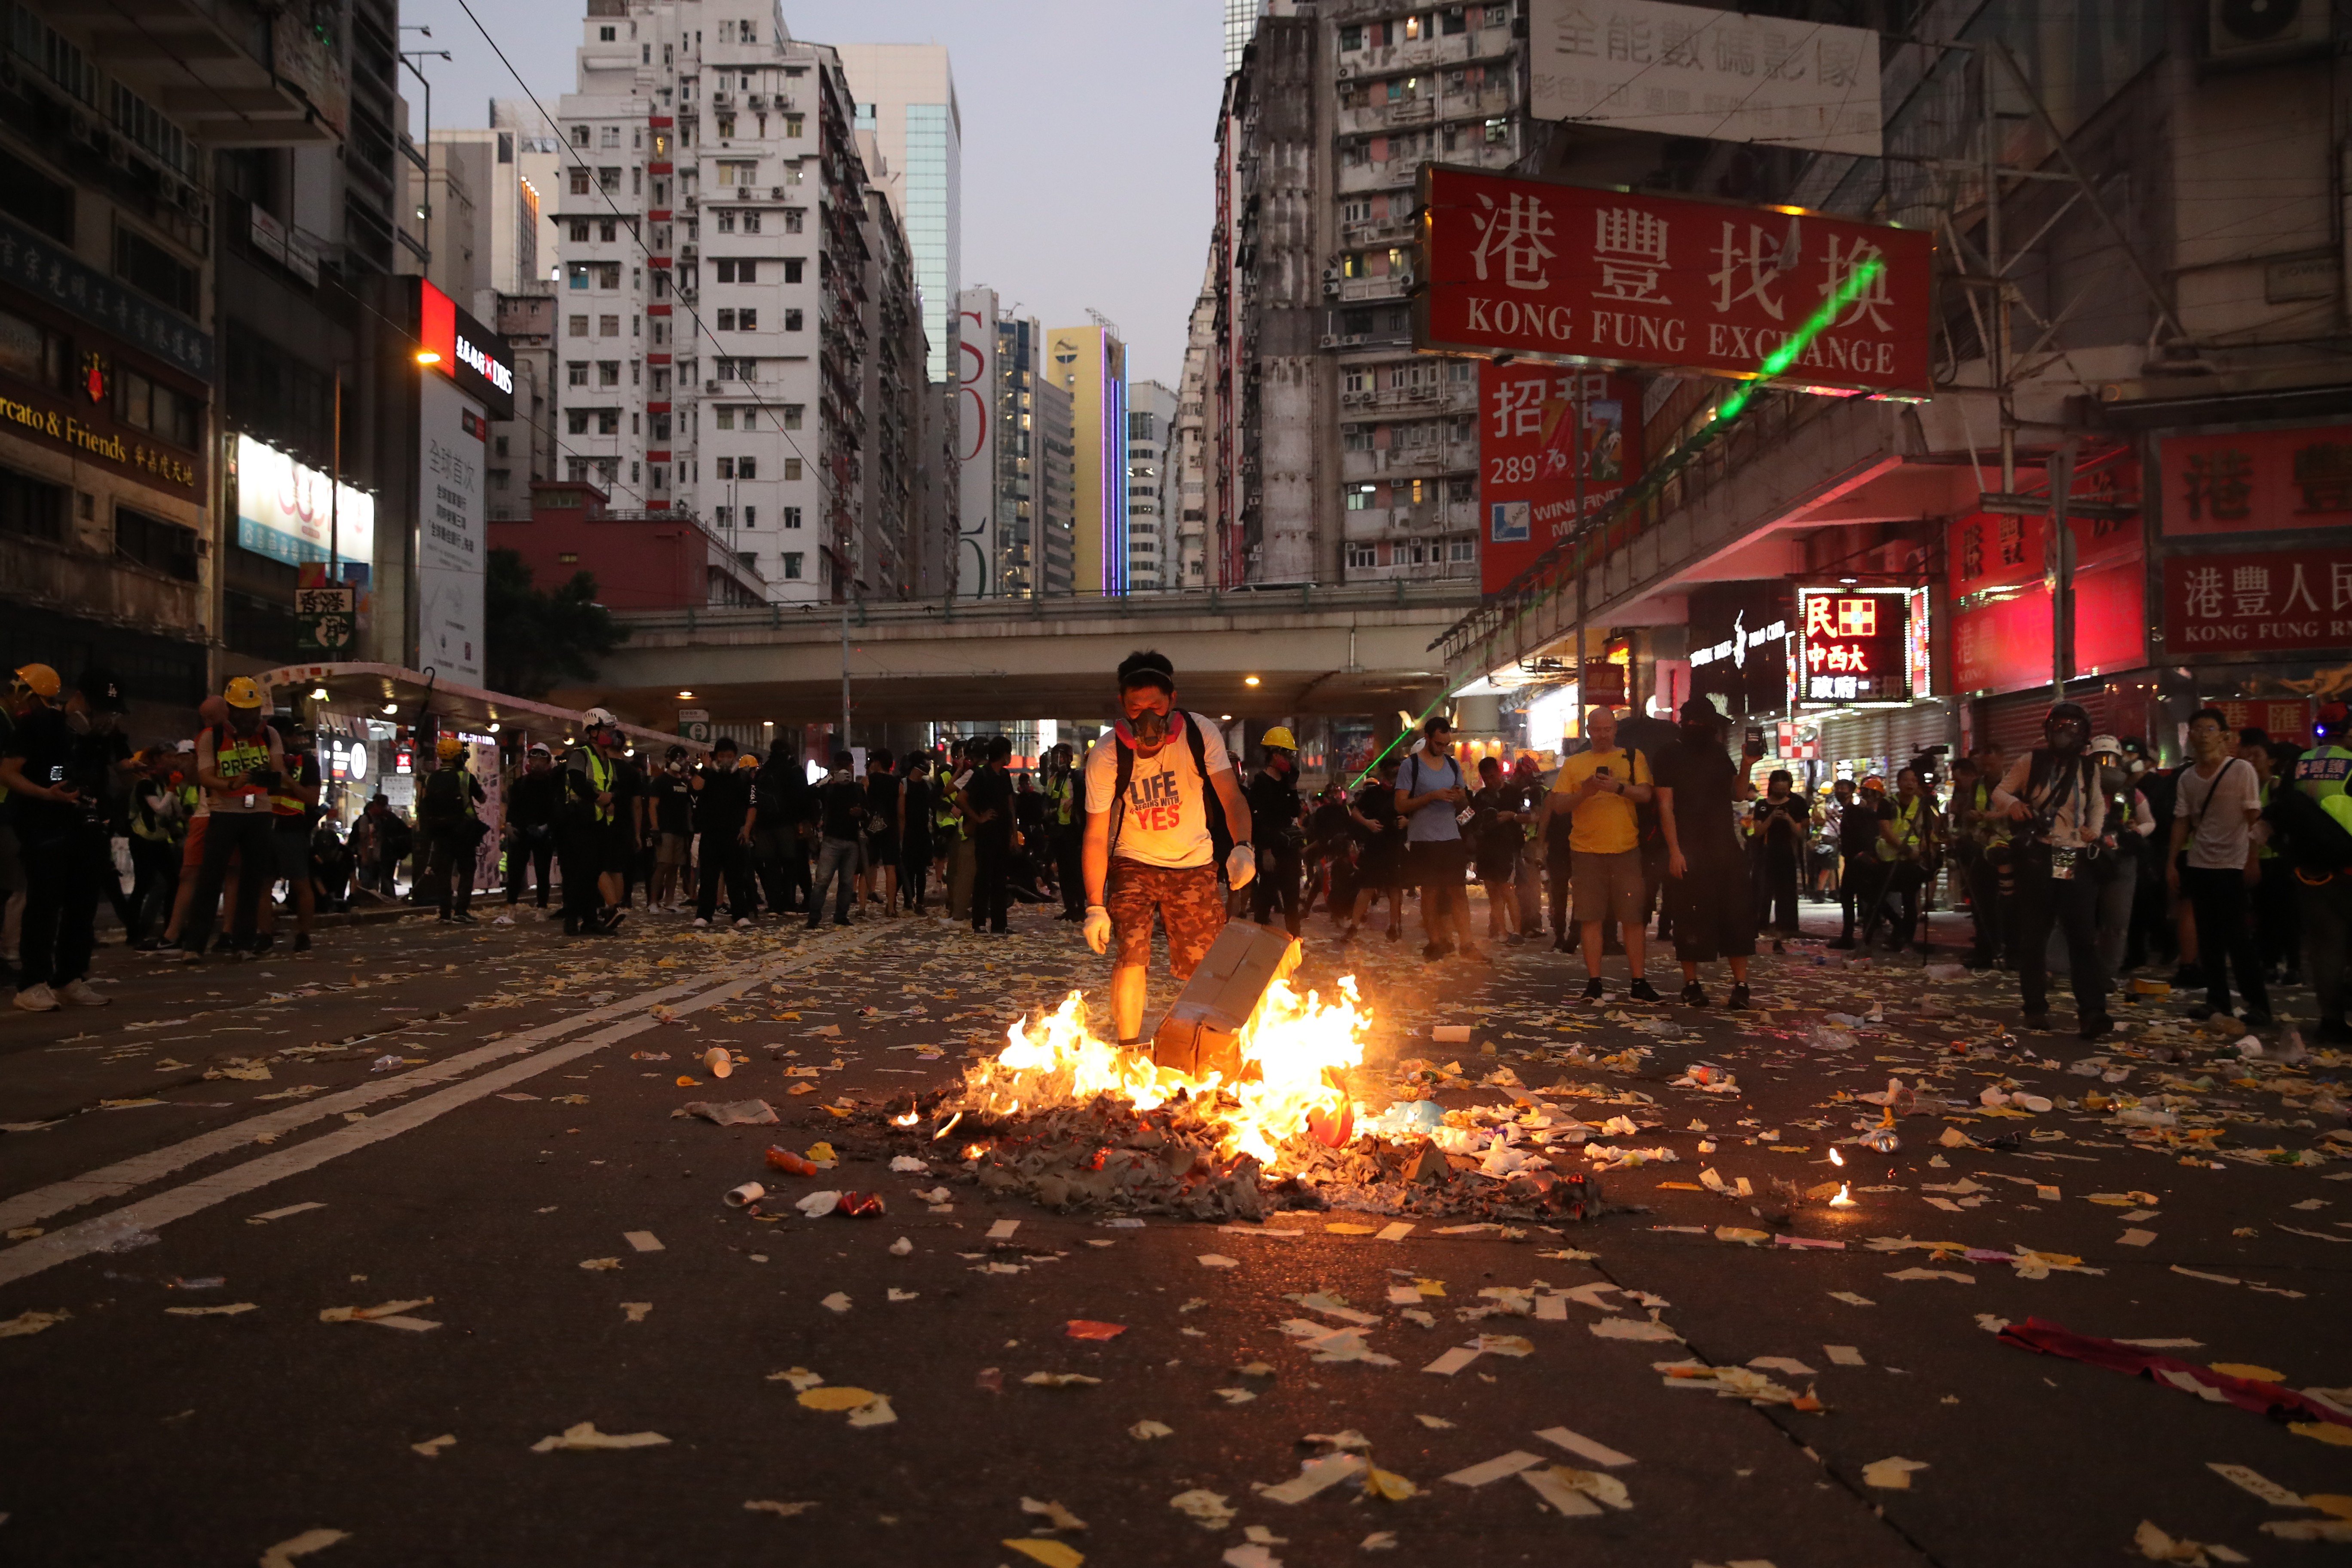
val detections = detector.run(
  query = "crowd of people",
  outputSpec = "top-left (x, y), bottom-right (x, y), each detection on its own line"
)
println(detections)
top-left (6, 652), bottom-right (2348, 1047)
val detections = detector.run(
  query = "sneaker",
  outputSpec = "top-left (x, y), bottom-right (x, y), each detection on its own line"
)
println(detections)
top-left (804, 917), bottom-right (822, 930)
top-left (1504, 931), bottom-right (1525, 946)
top-left (596, 907), bottom-right (627, 934)
top-left (293, 933), bottom-right (311, 953)
top-left (1680, 981), bottom-right (1708, 1007)
top-left (2077, 1014), bottom-right (2116, 1040)
top-left (1771, 939), bottom-right (1786, 954)
top-left (2022, 1011), bottom-right (2052, 1030)
top-left (1727, 983), bottom-right (1752, 1010)
top-left (734, 917), bottom-right (753, 930)
top-left (1628, 977), bottom-right (1662, 1004)
top-left (57, 980), bottom-right (108, 1007)
top-left (437, 913), bottom-right (455, 925)
top-left (11, 983), bottom-right (57, 1012)
top-left (247, 934), bottom-right (275, 956)
top-left (1550, 936), bottom-right (1572, 953)
top-left (834, 915), bottom-right (852, 927)
top-left (453, 911), bottom-right (479, 925)
top-left (692, 917), bottom-right (710, 929)
top-left (1581, 976), bottom-right (1604, 1002)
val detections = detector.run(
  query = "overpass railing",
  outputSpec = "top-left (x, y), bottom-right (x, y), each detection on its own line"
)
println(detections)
top-left (611, 580), bottom-right (1483, 640)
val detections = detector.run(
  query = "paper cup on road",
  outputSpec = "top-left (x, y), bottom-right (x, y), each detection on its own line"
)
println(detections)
top-left (1431, 1025), bottom-right (1473, 1044)
top-left (724, 1182), bottom-right (766, 1208)
top-left (705, 1047), bottom-right (734, 1079)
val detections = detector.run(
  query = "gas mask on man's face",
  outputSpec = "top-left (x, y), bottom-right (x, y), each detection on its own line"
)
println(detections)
top-left (1680, 720), bottom-right (1715, 747)
top-left (2100, 764), bottom-right (2128, 794)
top-left (1130, 707), bottom-right (1170, 746)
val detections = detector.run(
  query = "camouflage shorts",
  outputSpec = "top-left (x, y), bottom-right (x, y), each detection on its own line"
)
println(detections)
top-left (1106, 861), bottom-right (1226, 979)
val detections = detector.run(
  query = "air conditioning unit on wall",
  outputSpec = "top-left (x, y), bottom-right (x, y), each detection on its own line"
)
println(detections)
top-left (2208, 0), bottom-right (2330, 64)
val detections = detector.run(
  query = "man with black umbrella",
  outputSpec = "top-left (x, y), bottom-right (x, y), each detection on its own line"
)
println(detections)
top-left (1655, 697), bottom-right (1759, 1009)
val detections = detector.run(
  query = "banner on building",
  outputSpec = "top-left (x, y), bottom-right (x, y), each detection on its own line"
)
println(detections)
top-left (417, 375), bottom-right (487, 687)
top-left (2158, 421), bottom-right (2352, 537)
top-left (236, 434), bottom-right (376, 570)
top-left (294, 584), bottom-right (356, 655)
top-left (1476, 361), bottom-right (1640, 594)
top-left (954, 288), bottom-right (998, 597)
top-left (1418, 166), bottom-right (1933, 395)
top-left (1528, 0), bottom-right (1884, 157)
top-left (1795, 585), bottom-right (1925, 705)
top-left (1948, 465), bottom-right (2147, 695)
top-left (2161, 545), bottom-right (2352, 658)
top-left (1686, 579), bottom-right (1791, 717)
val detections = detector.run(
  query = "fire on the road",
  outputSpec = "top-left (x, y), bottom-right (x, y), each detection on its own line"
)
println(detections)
top-left (954, 977), bottom-right (1372, 1170)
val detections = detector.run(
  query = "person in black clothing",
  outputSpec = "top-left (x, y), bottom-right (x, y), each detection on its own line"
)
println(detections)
top-left (750, 742), bottom-right (811, 916)
top-left (1343, 754), bottom-right (1408, 942)
top-left (1829, 777), bottom-right (1886, 949)
top-left (2, 664), bottom-right (115, 1010)
top-left (1654, 698), bottom-right (1758, 1008)
top-left (126, 749), bottom-right (183, 945)
top-left (1746, 768), bottom-right (1807, 945)
top-left (72, 668), bottom-right (137, 941)
top-left (1303, 781), bottom-right (1354, 922)
top-left (418, 738), bottom-right (488, 924)
top-left (1246, 732), bottom-right (1305, 936)
top-left (960, 734), bottom-right (1017, 934)
top-left (647, 746), bottom-right (695, 913)
top-left (1470, 754), bottom-right (1529, 944)
top-left (269, 722), bottom-right (325, 949)
top-left (900, 756), bottom-right (935, 914)
top-left (862, 749), bottom-right (902, 915)
top-left (505, 743), bottom-right (560, 907)
top-left (690, 738), bottom-right (758, 927)
top-left (1042, 743), bottom-right (1085, 920)
top-left (808, 751), bottom-right (867, 926)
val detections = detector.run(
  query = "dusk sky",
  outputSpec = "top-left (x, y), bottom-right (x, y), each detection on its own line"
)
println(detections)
top-left (403, 0), bottom-right (1229, 387)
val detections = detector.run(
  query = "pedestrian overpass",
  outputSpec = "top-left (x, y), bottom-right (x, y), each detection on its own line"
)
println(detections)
top-left (556, 582), bottom-right (1479, 727)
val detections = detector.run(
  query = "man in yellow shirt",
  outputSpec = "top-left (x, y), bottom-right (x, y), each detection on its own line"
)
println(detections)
top-left (1537, 705), bottom-right (1660, 1003)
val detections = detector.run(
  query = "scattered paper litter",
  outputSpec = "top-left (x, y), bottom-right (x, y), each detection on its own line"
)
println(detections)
top-left (1824, 1345), bottom-right (1868, 1366)
top-left (1022, 1372), bottom-right (1102, 1387)
top-left (1257, 1451), bottom-right (1368, 1504)
top-left (819, 1292), bottom-right (852, 1314)
top-left (1415, 1414), bottom-right (1456, 1430)
top-left (410, 1435), bottom-right (456, 1458)
top-left (1589, 1317), bottom-right (1682, 1342)
top-left (1444, 1450), bottom-right (1543, 1488)
top-left (1066, 1320), bottom-right (1127, 1341)
top-left (987, 1219), bottom-right (1022, 1240)
top-left (1862, 1457), bottom-right (1929, 1490)
top-left (1198, 1254), bottom-right (1241, 1269)
top-left (620, 1302), bottom-right (652, 1323)
top-left (1520, 1465), bottom-right (1604, 1517)
top-left (257, 1528), bottom-right (350, 1568)
top-left (1830, 1292), bottom-right (1875, 1307)
top-left (1885, 1268), bottom-right (1973, 1284)
top-left (0, 1308), bottom-right (68, 1338)
top-left (318, 1298), bottom-right (439, 1332)
top-left (675, 1099), bottom-right (778, 1126)
top-left (1535, 1426), bottom-right (1635, 1467)
top-left (2207, 1463), bottom-right (2303, 1507)
top-left (1001, 1541), bottom-right (1084, 1568)
top-left (622, 1231), bottom-right (663, 1253)
top-left (529, 1421), bottom-right (671, 1453)
top-left (1170, 1490), bottom-right (1237, 1529)
top-left (743, 1500), bottom-right (817, 1518)
top-left (247, 1202), bottom-right (326, 1225)
top-left (165, 1303), bottom-right (258, 1317)
top-left (1129, 1419), bottom-right (1175, 1440)
top-left (579, 1258), bottom-right (621, 1271)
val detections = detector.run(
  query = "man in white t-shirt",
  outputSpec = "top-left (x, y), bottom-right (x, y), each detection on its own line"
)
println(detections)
top-left (2166, 705), bottom-right (2271, 1024)
top-left (1081, 650), bottom-right (1257, 1044)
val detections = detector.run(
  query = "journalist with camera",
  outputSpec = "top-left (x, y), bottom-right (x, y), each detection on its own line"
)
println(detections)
top-left (1989, 700), bottom-right (2116, 1038)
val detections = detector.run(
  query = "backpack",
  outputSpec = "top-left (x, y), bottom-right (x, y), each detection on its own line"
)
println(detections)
top-left (419, 767), bottom-right (468, 830)
top-left (1110, 712), bottom-right (1231, 863)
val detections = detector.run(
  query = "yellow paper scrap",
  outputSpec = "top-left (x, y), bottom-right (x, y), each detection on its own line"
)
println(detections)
top-left (1001, 1540), bottom-right (1084, 1568)
top-left (257, 1528), bottom-right (350, 1568)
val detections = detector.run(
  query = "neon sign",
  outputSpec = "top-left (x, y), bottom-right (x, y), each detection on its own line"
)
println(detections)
top-left (1796, 586), bottom-right (1913, 705)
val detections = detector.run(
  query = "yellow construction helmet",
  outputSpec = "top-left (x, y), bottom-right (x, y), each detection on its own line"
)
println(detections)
top-left (224, 675), bottom-right (265, 709)
top-left (435, 736), bottom-right (465, 760)
top-left (1261, 726), bottom-right (1299, 753)
top-left (734, 750), bottom-right (760, 772)
top-left (12, 663), bottom-right (60, 699)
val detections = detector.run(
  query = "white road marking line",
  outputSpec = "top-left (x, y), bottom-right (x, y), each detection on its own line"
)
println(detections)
top-left (0, 933), bottom-right (876, 1283)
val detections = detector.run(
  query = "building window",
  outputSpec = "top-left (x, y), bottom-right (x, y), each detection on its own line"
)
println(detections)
top-left (1347, 544), bottom-right (1377, 570)
top-left (566, 408), bottom-right (589, 434)
top-left (716, 308), bottom-right (734, 330)
top-left (717, 160), bottom-right (757, 186)
top-left (569, 168), bottom-right (590, 196)
top-left (715, 457), bottom-right (734, 479)
top-left (784, 113), bottom-right (804, 137)
top-left (1344, 368), bottom-right (1367, 392)
top-left (567, 262), bottom-right (590, 291)
top-left (782, 258), bottom-right (804, 284)
top-left (569, 220), bottom-right (590, 243)
top-left (741, 211), bottom-right (761, 234)
top-left (597, 167), bottom-right (620, 191)
top-left (716, 210), bottom-right (736, 233)
top-left (567, 314), bottom-right (587, 337)
top-left (783, 309), bottom-right (803, 331)
top-left (114, 505), bottom-right (197, 581)
top-left (1343, 428), bottom-right (1371, 451)
top-left (714, 505), bottom-right (732, 527)
top-left (597, 410), bottom-right (620, 434)
top-left (572, 125), bottom-right (591, 147)
top-left (735, 308), bottom-right (757, 330)
top-left (599, 125), bottom-right (620, 149)
top-left (1345, 484), bottom-right (1377, 511)
top-left (742, 506), bottom-right (756, 528)
top-left (597, 361), bottom-right (619, 386)
top-left (782, 404), bottom-right (803, 430)
top-left (783, 505), bottom-right (802, 529)
top-left (715, 407), bottom-right (734, 430)
top-left (784, 208), bottom-right (805, 233)
top-left (598, 314), bottom-right (619, 336)
top-left (567, 361), bottom-right (588, 386)
top-left (1448, 539), bottom-right (1474, 562)
top-left (783, 458), bottom-right (802, 481)
top-left (114, 227), bottom-right (197, 315)
top-left (735, 457), bottom-right (756, 480)
top-left (782, 551), bottom-right (802, 579)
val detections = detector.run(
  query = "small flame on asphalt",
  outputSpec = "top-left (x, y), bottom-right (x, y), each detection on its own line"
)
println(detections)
top-left (929, 1110), bottom-right (962, 1139)
top-left (1828, 1147), bottom-right (1845, 1167)
top-left (1828, 1183), bottom-right (1854, 1207)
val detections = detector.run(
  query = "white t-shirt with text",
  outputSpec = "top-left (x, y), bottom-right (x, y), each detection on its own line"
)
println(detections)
top-left (2179, 756), bottom-right (2261, 870)
top-left (1082, 715), bottom-right (1233, 870)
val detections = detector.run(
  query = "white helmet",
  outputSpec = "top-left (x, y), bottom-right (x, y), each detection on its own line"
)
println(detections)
top-left (583, 706), bottom-right (620, 731)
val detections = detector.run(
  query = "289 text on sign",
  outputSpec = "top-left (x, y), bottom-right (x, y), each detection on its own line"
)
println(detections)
top-left (1415, 165), bottom-right (1935, 395)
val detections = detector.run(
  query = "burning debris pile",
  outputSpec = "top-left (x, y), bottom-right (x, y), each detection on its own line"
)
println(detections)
top-left (885, 965), bottom-right (1604, 1224)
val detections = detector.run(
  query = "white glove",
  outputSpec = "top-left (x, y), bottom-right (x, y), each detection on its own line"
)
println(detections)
top-left (1225, 842), bottom-right (1256, 891)
top-left (1082, 904), bottom-right (1112, 955)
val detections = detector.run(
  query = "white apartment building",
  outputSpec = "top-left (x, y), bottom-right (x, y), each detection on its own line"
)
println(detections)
top-left (554, 0), bottom-right (910, 600)
top-left (1126, 379), bottom-right (1177, 591)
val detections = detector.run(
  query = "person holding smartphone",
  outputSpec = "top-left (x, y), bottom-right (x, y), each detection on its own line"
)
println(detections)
top-left (1538, 704), bottom-right (1658, 1002)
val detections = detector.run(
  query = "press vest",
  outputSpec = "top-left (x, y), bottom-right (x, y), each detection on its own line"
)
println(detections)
top-left (1876, 796), bottom-right (1927, 861)
top-left (2296, 744), bottom-right (2352, 837)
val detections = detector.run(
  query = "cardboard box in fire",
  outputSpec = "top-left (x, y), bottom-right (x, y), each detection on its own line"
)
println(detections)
top-left (1151, 919), bottom-right (1301, 1082)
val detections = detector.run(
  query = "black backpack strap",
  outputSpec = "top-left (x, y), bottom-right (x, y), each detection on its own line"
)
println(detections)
top-left (1109, 740), bottom-right (1135, 859)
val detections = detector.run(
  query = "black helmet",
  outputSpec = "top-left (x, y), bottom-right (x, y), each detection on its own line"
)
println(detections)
top-left (2044, 701), bottom-right (2093, 747)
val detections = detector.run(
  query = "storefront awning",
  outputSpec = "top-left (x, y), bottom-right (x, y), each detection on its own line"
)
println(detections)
top-left (254, 661), bottom-right (705, 757)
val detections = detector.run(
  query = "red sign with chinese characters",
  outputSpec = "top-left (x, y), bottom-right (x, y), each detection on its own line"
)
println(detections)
top-left (2159, 423), bottom-right (2352, 537)
top-left (1796, 587), bottom-right (1911, 704)
top-left (1476, 361), bottom-right (1641, 594)
top-left (2206, 699), bottom-right (2317, 746)
top-left (2162, 545), bottom-right (2352, 656)
top-left (1418, 165), bottom-right (1936, 394)
top-left (1951, 557), bottom-right (2147, 695)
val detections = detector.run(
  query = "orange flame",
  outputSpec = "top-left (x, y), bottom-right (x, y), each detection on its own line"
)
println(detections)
top-left (954, 974), bottom-right (1371, 1172)
top-left (1828, 1147), bottom-right (1845, 1167)
top-left (1828, 1183), bottom-right (1853, 1207)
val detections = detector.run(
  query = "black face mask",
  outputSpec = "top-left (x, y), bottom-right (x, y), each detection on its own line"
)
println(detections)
top-left (1680, 722), bottom-right (1715, 747)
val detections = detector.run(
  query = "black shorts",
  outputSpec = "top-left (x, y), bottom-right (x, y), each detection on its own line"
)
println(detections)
top-left (1666, 855), bottom-right (1756, 962)
top-left (1408, 838), bottom-right (1467, 887)
top-left (601, 820), bottom-right (636, 876)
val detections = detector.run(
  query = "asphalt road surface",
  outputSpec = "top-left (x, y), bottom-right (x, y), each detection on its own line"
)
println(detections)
top-left (3, 890), bottom-right (2348, 1568)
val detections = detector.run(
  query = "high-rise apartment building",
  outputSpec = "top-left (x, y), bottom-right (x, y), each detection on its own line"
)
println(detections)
top-left (1126, 380), bottom-right (1176, 591)
top-left (953, 287), bottom-right (1075, 599)
top-left (1224, 0), bottom-right (1268, 74)
top-left (550, 0), bottom-right (925, 602)
top-left (1034, 370), bottom-right (1075, 596)
top-left (832, 45), bottom-right (959, 388)
top-left (1210, 3), bottom-right (1523, 586)
top-left (1044, 321), bottom-right (1127, 596)
top-left (1170, 265), bottom-right (1216, 591)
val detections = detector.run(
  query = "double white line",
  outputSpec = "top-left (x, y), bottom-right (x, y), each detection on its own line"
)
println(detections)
top-left (0, 928), bottom-right (878, 1290)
